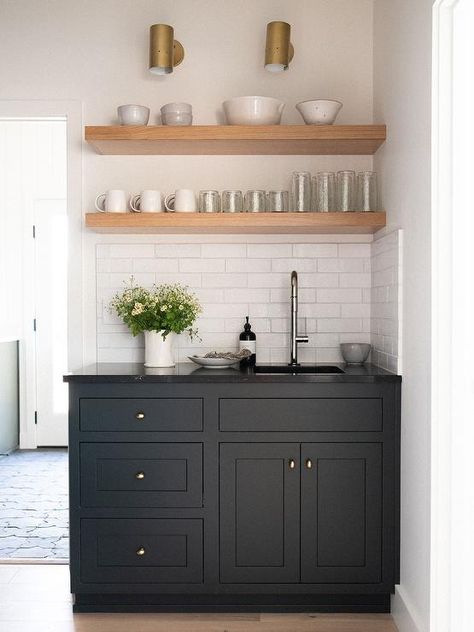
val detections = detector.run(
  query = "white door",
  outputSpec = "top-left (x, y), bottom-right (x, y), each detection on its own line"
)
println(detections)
top-left (34, 198), bottom-right (68, 446)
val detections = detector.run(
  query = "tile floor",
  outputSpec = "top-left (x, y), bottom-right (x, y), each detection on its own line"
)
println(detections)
top-left (0, 449), bottom-right (68, 559)
top-left (0, 565), bottom-right (399, 632)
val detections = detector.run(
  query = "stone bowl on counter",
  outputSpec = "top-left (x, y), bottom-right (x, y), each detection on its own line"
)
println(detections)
top-left (340, 342), bottom-right (371, 365)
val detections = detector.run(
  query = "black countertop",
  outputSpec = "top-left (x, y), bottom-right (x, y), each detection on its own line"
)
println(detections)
top-left (64, 362), bottom-right (401, 384)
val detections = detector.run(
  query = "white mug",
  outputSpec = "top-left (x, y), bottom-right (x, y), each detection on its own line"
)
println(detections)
top-left (130, 190), bottom-right (163, 213)
top-left (95, 190), bottom-right (128, 213)
top-left (165, 189), bottom-right (196, 213)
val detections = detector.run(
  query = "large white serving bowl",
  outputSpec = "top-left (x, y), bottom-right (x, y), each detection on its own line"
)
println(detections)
top-left (296, 99), bottom-right (343, 125)
top-left (223, 96), bottom-right (285, 125)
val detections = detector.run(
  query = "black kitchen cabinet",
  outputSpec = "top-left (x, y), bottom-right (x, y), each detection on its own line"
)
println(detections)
top-left (220, 442), bottom-right (300, 584)
top-left (65, 369), bottom-right (400, 613)
top-left (300, 443), bottom-right (382, 584)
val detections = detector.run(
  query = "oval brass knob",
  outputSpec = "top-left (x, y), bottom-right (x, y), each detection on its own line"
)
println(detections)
top-left (135, 471), bottom-right (145, 480)
top-left (306, 458), bottom-right (313, 469)
top-left (135, 412), bottom-right (145, 420)
top-left (136, 547), bottom-right (145, 556)
top-left (289, 459), bottom-right (296, 470)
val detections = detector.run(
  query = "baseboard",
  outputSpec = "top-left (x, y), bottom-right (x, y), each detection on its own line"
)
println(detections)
top-left (392, 586), bottom-right (423, 632)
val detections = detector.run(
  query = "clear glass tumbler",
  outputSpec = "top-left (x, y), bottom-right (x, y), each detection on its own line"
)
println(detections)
top-left (244, 190), bottom-right (266, 213)
top-left (266, 190), bottom-right (289, 212)
top-left (198, 190), bottom-right (221, 213)
top-left (222, 190), bottom-right (243, 213)
top-left (311, 172), bottom-right (336, 212)
top-left (356, 171), bottom-right (378, 211)
top-left (291, 171), bottom-right (311, 212)
top-left (336, 170), bottom-right (356, 212)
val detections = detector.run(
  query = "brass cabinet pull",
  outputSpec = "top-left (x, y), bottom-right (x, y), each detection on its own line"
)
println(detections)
top-left (136, 547), bottom-right (145, 556)
top-left (288, 459), bottom-right (296, 470)
top-left (305, 458), bottom-right (313, 469)
top-left (135, 471), bottom-right (145, 480)
top-left (135, 412), bottom-right (145, 420)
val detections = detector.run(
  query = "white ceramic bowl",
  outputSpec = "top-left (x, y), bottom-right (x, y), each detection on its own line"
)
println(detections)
top-left (117, 104), bottom-right (150, 126)
top-left (161, 102), bottom-right (192, 114)
top-left (296, 99), bottom-right (342, 125)
top-left (223, 96), bottom-right (285, 126)
top-left (188, 355), bottom-right (239, 369)
top-left (161, 112), bottom-right (193, 126)
top-left (340, 343), bottom-right (371, 365)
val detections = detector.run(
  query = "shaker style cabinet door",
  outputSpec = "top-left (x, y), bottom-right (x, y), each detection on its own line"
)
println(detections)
top-left (301, 443), bottom-right (382, 584)
top-left (219, 443), bottom-right (300, 583)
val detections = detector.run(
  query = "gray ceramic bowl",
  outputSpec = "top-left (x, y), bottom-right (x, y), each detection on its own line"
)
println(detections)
top-left (340, 342), bottom-right (371, 365)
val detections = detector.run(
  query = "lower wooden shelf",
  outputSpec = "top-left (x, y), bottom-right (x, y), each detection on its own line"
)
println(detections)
top-left (85, 211), bottom-right (386, 234)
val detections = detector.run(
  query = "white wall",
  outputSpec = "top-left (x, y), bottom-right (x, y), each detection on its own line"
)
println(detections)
top-left (374, 2), bottom-right (433, 631)
top-left (0, 0), bottom-right (376, 366)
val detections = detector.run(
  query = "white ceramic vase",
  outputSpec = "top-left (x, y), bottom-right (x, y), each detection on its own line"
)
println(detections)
top-left (144, 330), bottom-right (175, 368)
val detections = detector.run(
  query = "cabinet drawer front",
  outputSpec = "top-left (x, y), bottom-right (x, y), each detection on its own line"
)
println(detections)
top-left (81, 519), bottom-right (203, 584)
top-left (219, 398), bottom-right (382, 432)
top-left (80, 443), bottom-right (202, 507)
top-left (80, 398), bottom-right (203, 432)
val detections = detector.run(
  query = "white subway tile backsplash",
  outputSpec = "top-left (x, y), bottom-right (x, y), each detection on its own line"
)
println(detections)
top-left (202, 243), bottom-right (246, 258)
top-left (317, 318), bottom-right (363, 333)
top-left (202, 273), bottom-right (247, 288)
top-left (226, 258), bottom-right (271, 273)
top-left (298, 273), bottom-right (339, 288)
top-left (180, 258), bottom-right (225, 273)
top-left (95, 235), bottom-right (401, 373)
top-left (155, 244), bottom-right (201, 258)
top-left (293, 244), bottom-right (338, 258)
top-left (109, 244), bottom-right (155, 258)
top-left (271, 258), bottom-right (316, 273)
top-left (248, 273), bottom-right (287, 288)
top-left (133, 258), bottom-right (178, 273)
top-left (224, 288), bottom-right (270, 303)
top-left (247, 244), bottom-right (292, 258)
top-left (339, 273), bottom-right (372, 288)
top-left (317, 258), bottom-right (366, 273)
top-left (317, 288), bottom-right (362, 303)
top-left (338, 244), bottom-right (371, 258)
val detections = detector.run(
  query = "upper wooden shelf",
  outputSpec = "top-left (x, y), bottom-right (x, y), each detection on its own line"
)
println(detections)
top-left (85, 212), bottom-right (386, 235)
top-left (84, 125), bottom-right (386, 156)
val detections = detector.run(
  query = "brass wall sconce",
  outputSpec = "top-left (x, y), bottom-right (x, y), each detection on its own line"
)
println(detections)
top-left (149, 24), bottom-right (185, 75)
top-left (265, 21), bottom-right (294, 72)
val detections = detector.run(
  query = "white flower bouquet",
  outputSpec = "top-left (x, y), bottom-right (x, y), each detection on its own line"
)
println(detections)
top-left (110, 278), bottom-right (201, 339)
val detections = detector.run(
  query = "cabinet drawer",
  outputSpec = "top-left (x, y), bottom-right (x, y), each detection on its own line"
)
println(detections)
top-left (80, 398), bottom-right (203, 432)
top-left (81, 518), bottom-right (203, 584)
top-left (219, 398), bottom-right (382, 432)
top-left (80, 443), bottom-right (203, 507)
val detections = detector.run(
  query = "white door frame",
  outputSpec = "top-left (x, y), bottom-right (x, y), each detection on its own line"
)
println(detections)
top-left (0, 101), bottom-right (83, 449)
top-left (431, 1), bottom-right (474, 630)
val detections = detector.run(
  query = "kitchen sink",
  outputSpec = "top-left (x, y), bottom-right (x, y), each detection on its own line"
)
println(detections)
top-left (254, 365), bottom-right (345, 374)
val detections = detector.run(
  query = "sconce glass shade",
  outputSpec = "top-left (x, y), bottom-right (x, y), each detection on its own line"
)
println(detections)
top-left (149, 24), bottom-right (184, 75)
top-left (265, 21), bottom-right (294, 72)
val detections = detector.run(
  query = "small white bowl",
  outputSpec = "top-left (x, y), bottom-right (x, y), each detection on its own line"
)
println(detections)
top-left (340, 343), bottom-right (371, 365)
top-left (161, 112), bottom-right (193, 126)
top-left (296, 99), bottom-right (342, 125)
top-left (117, 104), bottom-right (150, 126)
top-left (161, 102), bottom-right (192, 114)
top-left (223, 96), bottom-right (285, 126)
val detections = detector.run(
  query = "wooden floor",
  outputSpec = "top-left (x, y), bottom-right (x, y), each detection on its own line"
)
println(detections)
top-left (0, 564), bottom-right (398, 632)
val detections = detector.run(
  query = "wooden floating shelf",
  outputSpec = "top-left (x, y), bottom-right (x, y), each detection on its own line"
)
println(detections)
top-left (84, 125), bottom-right (386, 156)
top-left (85, 212), bottom-right (386, 235)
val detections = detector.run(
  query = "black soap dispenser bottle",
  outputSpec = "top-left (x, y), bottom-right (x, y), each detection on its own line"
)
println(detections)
top-left (239, 316), bottom-right (256, 369)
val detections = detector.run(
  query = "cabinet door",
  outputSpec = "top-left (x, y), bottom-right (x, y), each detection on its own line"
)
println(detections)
top-left (301, 443), bottom-right (382, 583)
top-left (220, 443), bottom-right (300, 583)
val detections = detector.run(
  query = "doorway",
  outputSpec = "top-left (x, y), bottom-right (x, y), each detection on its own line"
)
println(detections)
top-left (0, 118), bottom-right (69, 560)
top-left (0, 118), bottom-right (68, 448)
